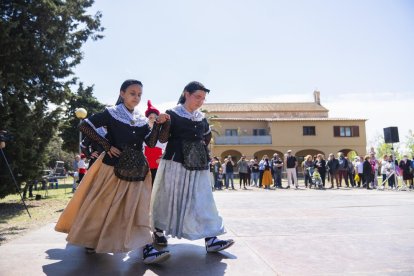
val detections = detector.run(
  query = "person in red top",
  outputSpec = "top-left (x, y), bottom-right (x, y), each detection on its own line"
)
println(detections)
top-left (144, 100), bottom-right (165, 185)
top-left (77, 153), bottom-right (87, 184)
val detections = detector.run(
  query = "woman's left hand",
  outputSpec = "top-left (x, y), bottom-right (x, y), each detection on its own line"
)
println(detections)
top-left (156, 113), bottom-right (170, 124)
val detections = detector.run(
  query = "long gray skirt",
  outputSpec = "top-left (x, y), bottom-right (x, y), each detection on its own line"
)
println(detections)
top-left (150, 160), bottom-right (225, 240)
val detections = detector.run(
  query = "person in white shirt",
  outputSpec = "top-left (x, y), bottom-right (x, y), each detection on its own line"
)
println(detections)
top-left (354, 156), bottom-right (364, 187)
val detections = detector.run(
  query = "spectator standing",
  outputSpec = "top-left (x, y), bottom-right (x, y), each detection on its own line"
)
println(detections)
top-left (237, 155), bottom-right (249, 189)
top-left (337, 152), bottom-right (349, 188)
top-left (327, 153), bottom-right (339, 189)
top-left (285, 150), bottom-right (298, 189)
top-left (399, 154), bottom-right (413, 189)
top-left (380, 155), bottom-right (389, 187)
top-left (346, 157), bottom-right (355, 187)
top-left (217, 168), bottom-right (224, 190)
top-left (246, 160), bottom-right (251, 186)
top-left (363, 155), bottom-right (374, 189)
top-left (250, 158), bottom-right (259, 187)
top-left (314, 154), bottom-right (326, 187)
top-left (303, 155), bottom-right (314, 188)
top-left (369, 151), bottom-right (380, 189)
top-left (225, 155), bottom-right (235, 190)
top-left (258, 155), bottom-right (268, 187)
top-left (221, 158), bottom-right (227, 181)
top-left (354, 156), bottom-right (364, 187)
top-left (261, 156), bottom-right (272, 189)
top-left (271, 153), bottom-right (283, 188)
top-left (385, 156), bottom-right (396, 189)
top-left (77, 154), bottom-right (87, 184)
top-left (212, 157), bottom-right (222, 190)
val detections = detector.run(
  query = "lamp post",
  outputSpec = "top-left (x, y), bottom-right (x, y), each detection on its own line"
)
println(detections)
top-left (75, 108), bottom-right (87, 155)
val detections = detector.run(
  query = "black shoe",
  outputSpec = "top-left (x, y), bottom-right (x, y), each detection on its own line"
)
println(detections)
top-left (143, 244), bottom-right (170, 264)
top-left (153, 230), bottom-right (168, 246)
top-left (205, 237), bottom-right (235, 252)
top-left (85, 247), bottom-right (96, 254)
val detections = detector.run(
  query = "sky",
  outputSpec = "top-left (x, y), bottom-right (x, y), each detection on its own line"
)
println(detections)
top-left (74, 0), bottom-right (414, 149)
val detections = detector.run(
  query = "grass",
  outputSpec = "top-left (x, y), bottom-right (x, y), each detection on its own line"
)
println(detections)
top-left (0, 177), bottom-right (74, 245)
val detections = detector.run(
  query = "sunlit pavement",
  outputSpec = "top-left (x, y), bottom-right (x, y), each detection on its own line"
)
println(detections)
top-left (1, 187), bottom-right (413, 275)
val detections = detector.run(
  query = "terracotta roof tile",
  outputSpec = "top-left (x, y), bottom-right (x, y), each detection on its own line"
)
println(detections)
top-left (202, 102), bottom-right (328, 112)
top-left (210, 117), bottom-right (367, 122)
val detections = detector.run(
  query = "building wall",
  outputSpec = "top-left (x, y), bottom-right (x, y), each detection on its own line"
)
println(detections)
top-left (210, 119), bottom-right (367, 160)
top-left (214, 121), bottom-right (269, 136)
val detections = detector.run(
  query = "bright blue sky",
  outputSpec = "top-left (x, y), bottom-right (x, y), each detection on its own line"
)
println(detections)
top-left (75, 0), bottom-right (414, 148)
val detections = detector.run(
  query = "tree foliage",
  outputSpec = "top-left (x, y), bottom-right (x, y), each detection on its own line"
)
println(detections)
top-left (0, 0), bottom-right (103, 198)
top-left (374, 136), bottom-right (401, 160)
top-left (405, 130), bottom-right (414, 158)
top-left (60, 83), bottom-right (106, 154)
top-left (44, 134), bottom-right (74, 171)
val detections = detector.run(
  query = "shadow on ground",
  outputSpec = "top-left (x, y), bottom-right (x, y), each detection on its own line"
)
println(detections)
top-left (43, 243), bottom-right (235, 276)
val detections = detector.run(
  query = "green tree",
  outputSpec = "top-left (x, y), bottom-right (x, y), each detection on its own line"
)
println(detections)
top-left (44, 134), bottom-right (73, 171)
top-left (374, 136), bottom-right (401, 160)
top-left (0, 0), bottom-right (103, 198)
top-left (60, 83), bottom-right (106, 154)
top-left (405, 130), bottom-right (414, 157)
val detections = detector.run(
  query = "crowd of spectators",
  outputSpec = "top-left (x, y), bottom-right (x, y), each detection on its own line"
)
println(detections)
top-left (210, 150), bottom-right (414, 191)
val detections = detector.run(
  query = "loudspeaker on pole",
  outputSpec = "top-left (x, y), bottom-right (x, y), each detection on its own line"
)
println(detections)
top-left (383, 127), bottom-right (399, 143)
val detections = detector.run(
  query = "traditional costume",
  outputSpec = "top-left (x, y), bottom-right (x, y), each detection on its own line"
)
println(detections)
top-left (55, 103), bottom-right (169, 262)
top-left (151, 85), bottom-right (234, 252)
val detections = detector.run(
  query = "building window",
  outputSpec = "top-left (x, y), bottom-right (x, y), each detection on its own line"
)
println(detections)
top-left (253, 129), bottom-right (267, 136)
top-left (333, 126), bottom-right (360, 137)
top-left (225, 129), bottom-right (238, 136)
top-left (341, 127), bottom-right (351, 137)
top-left (303, 126), bottom-right (316, 136)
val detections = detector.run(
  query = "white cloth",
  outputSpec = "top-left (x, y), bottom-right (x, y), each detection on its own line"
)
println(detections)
top-left (150, 160), bottom-right (225, 240)
top-left (287, 168), bottom-right (298, 187)
top-left (171, 104), bottom-right (205, 121)
top-left (380, 160), bottom-right (388, 174)
top-left (78, 160), bottom-right (87, 170)
top-left (355, 161), bottom-right (363, 174)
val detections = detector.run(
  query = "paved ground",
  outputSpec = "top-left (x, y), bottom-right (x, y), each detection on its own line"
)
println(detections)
top-left (0, 187), bottom-right (413, 276)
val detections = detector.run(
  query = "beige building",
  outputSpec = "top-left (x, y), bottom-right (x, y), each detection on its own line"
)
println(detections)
top-left (203, 91), bottom-right (367, 164)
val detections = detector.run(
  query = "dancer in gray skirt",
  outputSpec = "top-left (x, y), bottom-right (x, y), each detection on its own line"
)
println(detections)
top-left (150, 81), bottom-right (234, 252)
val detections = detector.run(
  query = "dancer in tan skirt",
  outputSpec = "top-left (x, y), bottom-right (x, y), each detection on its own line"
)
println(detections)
top-left (55, 79), bottom-right (171, 264)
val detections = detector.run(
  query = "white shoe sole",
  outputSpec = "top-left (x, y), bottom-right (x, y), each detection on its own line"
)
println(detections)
top-left (143, 252), bottom-right (170, 264)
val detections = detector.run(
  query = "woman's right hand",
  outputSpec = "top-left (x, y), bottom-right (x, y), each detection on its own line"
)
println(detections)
top-left (107, 146), bottom-right (121, 158)
top-left (156, 113), bottom-right (171, 124)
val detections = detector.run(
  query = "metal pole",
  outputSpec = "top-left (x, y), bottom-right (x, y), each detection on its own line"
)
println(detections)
top-left (0, 148), bottom-right (31, 218)
top-left (79, 119), bottom-right (82, 155)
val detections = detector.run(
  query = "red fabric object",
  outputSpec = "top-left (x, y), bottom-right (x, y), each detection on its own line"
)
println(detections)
top-left (145, 146), bottom-right (163, 169)
top-left (145, 100), bottom-right (160, 117)
top-left (80, 153), bottom-right (86, 159)
top-left (78, 168), bottom-right (87, 174)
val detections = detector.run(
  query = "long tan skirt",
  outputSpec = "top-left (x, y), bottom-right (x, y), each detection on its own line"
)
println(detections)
top-left (55, 154), bottom-right (152, 253)
top-left (262, 170), bottom-right (273, 186)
